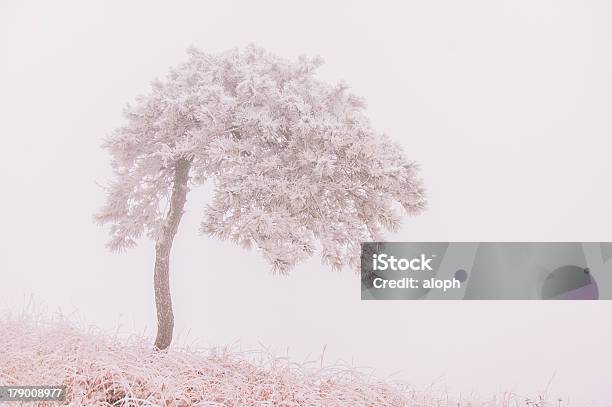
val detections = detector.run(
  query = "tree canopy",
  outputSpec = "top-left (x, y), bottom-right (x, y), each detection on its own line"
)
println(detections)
top-left (95, 45), bottom-right (426, 273)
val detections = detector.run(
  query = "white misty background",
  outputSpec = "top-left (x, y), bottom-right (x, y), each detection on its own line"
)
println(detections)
top-left (1, 1), bottom-right (611, 405)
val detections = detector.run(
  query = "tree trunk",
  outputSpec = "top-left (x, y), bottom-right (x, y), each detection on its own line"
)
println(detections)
top-left (154, 157), bottom-right (192, 350)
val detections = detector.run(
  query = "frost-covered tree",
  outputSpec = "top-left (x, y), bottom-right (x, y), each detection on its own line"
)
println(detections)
top-left (95, 45), bottom-right (426, 350)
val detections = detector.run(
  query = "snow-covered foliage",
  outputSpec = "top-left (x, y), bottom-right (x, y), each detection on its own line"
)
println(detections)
top-left (95, 45), bottom-right (426, 273)
top-left (0, 313), bottom-right (411, 406)
top-left (0, 313), bottom-right (553, 407)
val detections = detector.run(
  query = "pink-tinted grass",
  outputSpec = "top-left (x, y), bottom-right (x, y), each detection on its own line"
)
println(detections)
top-left (0, 312), bottom-right (558, 406)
